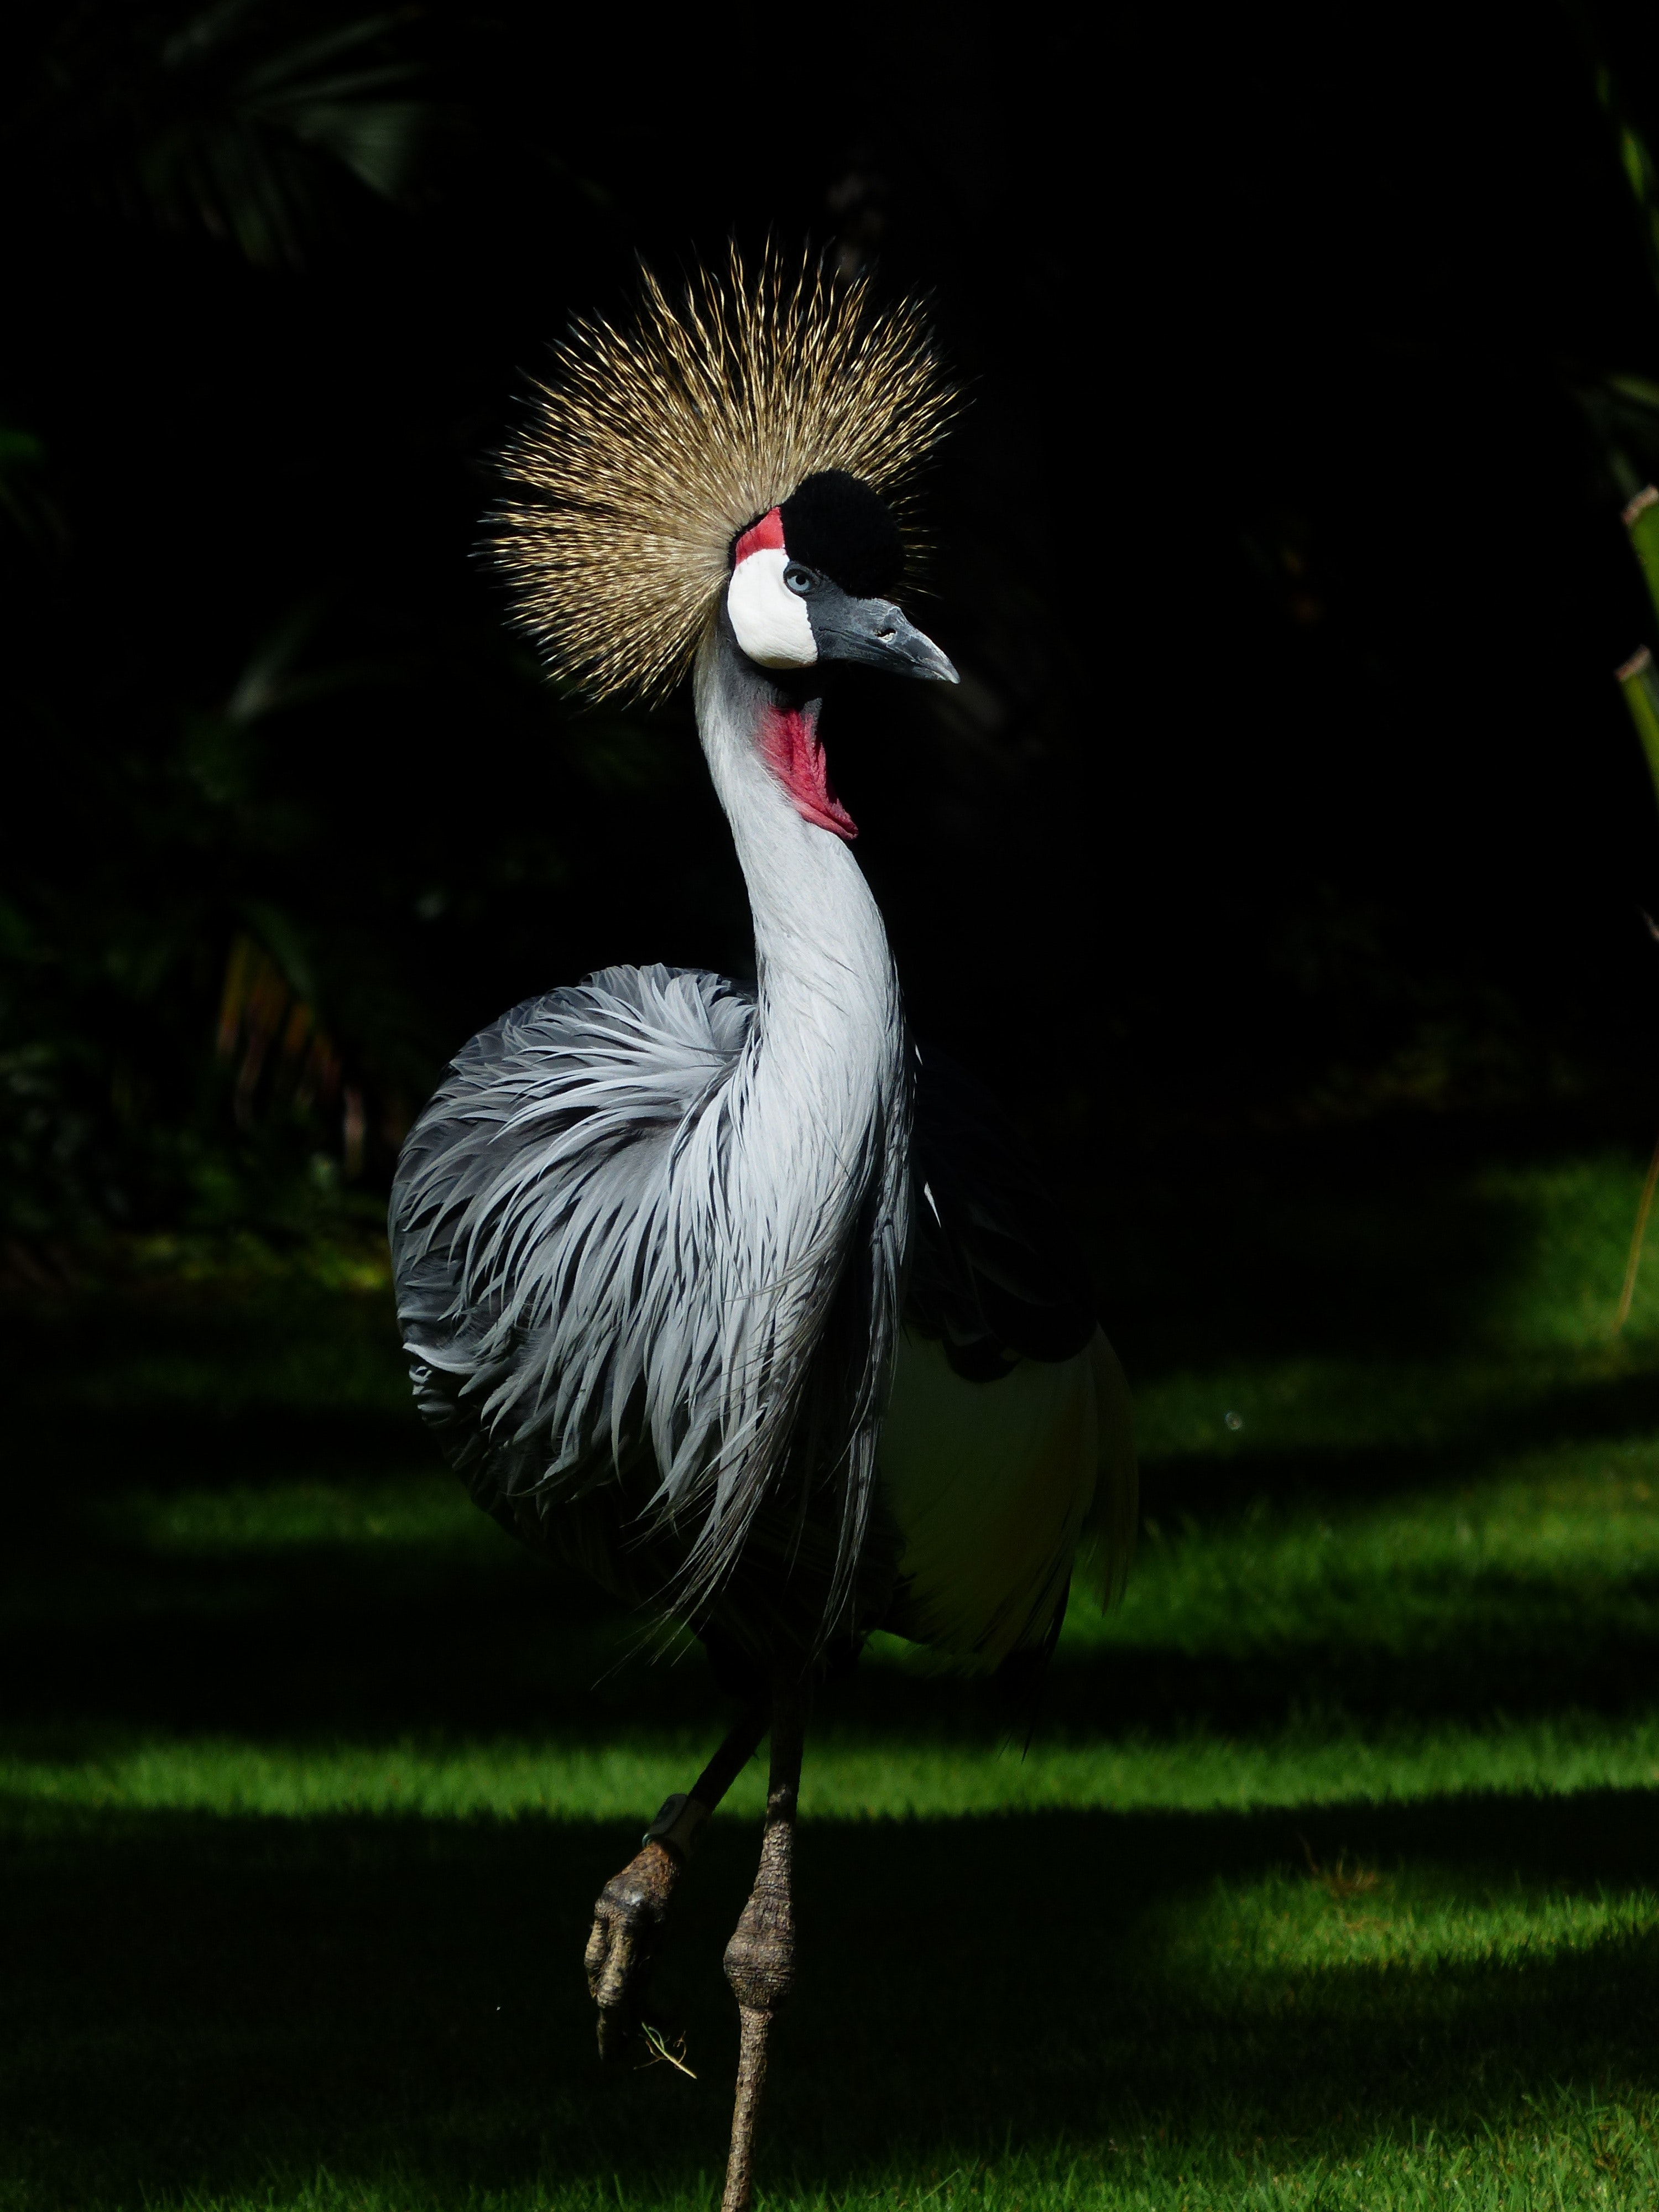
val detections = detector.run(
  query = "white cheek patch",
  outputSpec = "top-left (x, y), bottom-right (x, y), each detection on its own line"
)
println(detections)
top-left (727, 549), bottom-right (817, 669)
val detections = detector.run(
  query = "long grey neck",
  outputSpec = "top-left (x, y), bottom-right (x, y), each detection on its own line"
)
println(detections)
top-left (692, 617), bottom-right (905, 1099)
top-left (687, 615), bottom-right (912, 1633)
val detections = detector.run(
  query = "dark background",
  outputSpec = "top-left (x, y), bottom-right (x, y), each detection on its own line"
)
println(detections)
top-left (11, 25), bottom-right (1659, 2196)
top-left (11, 1), bottom-right (1659, 1271)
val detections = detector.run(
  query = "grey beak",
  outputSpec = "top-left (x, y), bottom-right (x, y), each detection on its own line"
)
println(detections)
top-left (807, 587), bottom-right (959, 683)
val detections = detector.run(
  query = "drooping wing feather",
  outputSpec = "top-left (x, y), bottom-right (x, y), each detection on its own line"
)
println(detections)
top-left (900, 1045), bottom-right (1138, 1625)
top-left (392, 991), bottom-right (1125, 1656)
top-left (389, 961), bottom-right (907, 1641)
top-left (906, 1043), bottom-right (1098, 1378)
top-left (389, 964), bottom-right (753, 1522)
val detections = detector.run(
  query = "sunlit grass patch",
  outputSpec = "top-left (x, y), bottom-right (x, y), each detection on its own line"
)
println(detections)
top-left (9, 1152), bottom-right (1659, 2210)
top-left (1125, 1150), bottom-right (1659, 1464)
top-left (6, 1710), bottom-right (1659, 1824)
top-left (0, 1730), bottom-right (719, 1823)
top-left (34, 2112), bottom-right (1658, 2211)
top-left (80, 1438), bottom-right (1659, 1687)
top-left (851, 2110), bottom-right (1659, 2210)
top-left (1066, 1442), bottom-right (1659, 1663)
top-left (1156, 1854), bottom-right (1659, 1980)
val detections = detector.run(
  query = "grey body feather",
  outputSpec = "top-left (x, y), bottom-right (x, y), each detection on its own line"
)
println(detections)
top-left (390, 620), bottom-right (1104, 1670)
top-left (391, 959), bottom-right (911, 1653)
top-left (390, 964), bottom-right (1097, 1661)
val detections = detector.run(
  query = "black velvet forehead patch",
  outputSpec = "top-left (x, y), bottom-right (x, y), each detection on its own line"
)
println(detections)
top-left (778, 471), bottom-right (904, 598)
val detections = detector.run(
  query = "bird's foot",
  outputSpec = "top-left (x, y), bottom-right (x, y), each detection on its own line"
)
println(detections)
top-left (584, 1794), bottom-right (707, 2059)
top-left (585, 1838), bottom-right (679, 2057)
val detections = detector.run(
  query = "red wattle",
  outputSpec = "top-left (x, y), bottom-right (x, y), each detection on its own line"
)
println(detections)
top-left (758, 702), bottom-right (857, 839)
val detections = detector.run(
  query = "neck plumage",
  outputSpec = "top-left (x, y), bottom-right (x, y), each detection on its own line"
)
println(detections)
top-left (688, 614), bottom-right (910, 1631)
top-left (693, 616), bottom-right (905, 1117)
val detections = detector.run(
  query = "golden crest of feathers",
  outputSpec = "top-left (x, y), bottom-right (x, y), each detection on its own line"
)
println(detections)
top-left (494, 248), bottom-right (958, 704)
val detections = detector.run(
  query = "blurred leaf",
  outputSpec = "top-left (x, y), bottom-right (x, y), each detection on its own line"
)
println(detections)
top-left (1624, 483), bottom-right (1659, 640)
top-left (0, 902), bottom-right (34, 962)
top-left (226, 603), bottom-right (404, 723)
top-left (1606, 371), bottom-right (1659, 410)
top-left (1615, 644), bottom-right (1659, 820)
top-left (238, 901), bottom-right (316, 1002)
top-left (9, 0), bottom-right (435, 268)
top-left (163, 4), bottom-right (431, 213)
top-left (226, 602), bottom-right (324, 722)
top-left (1595, 58), bottom-right (1659, 297)
top-left (0, 420), bottom-right (67, 552)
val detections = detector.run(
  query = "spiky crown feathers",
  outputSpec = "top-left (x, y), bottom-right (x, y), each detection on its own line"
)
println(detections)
top-left (494, 251), bottom-right (958, 705)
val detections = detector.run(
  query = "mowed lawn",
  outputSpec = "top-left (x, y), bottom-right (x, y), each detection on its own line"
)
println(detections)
top-left (6, 1147), bottom-right (1659, 2209)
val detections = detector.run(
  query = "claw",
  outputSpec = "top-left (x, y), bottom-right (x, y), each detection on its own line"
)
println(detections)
top-left (585, 1838), bottom-right (681, 2058)
top-left (581, 1759), bottom-right (750, 2068)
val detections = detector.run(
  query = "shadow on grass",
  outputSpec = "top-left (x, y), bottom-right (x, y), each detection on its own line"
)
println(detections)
top-left (14, 1292), bottom-right (1659, 1554)
top-left (0, 1144), bottom-right (1590, 1513)
top-left (4, 1793), bottom-right (1657, 2205)
top-left (6, 1522), bottom-right (1659, 1742)
top-left (1144, 1359), bottom-right (1659, 1522)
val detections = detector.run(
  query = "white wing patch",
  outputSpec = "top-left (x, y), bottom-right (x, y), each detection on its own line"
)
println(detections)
top-left (878, 1326), bottom-right (1135, 1667)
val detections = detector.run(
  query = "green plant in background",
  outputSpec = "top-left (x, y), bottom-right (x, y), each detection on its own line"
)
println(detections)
top-left (0, 3), bottom-right (690, 1248)
top-left (17, 2), bottom-right (1659, 1267)
top-left (1610, 487), bottom-right (1659, 1328)
top-left (1588, 48), bottom-right (1659, 1331)
top-left (0, 2), bottom-right (440, 1239)
top-left (19, 0), bottom-right (436, 267)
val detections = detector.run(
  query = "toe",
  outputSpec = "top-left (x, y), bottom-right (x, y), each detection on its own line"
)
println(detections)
top-left (593, 1913), bottom-right (639, 2016)
top-left (583, 1907), bottom-right (613, 2002)
top-left (583, 1840), bottom-right (681, 2057)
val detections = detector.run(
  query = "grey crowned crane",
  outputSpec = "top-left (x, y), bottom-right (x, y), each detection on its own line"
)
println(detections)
top-left (388, 252), bottom-right (1136, 2210)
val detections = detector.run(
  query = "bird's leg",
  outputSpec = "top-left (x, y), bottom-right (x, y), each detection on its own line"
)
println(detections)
top-left (585, 1694), bottom-right (770, 2059)
top-left (720, 1672), bottom-right (806, 2212)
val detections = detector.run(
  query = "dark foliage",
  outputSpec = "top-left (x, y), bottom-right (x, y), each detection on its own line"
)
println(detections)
top-left (11, 3), bottom-right (1659, 1245)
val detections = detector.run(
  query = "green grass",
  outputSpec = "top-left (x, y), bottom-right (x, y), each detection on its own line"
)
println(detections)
top-left (7, 1148), bottom-right (1659, 2208)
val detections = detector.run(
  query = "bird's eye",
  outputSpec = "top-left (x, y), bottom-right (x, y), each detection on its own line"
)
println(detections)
top-left (783, 565), bottom-right (816, 596)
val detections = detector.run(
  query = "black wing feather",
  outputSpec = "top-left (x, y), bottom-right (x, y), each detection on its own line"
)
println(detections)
top-left (905, 1044), bottom-right (1097, 1379)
